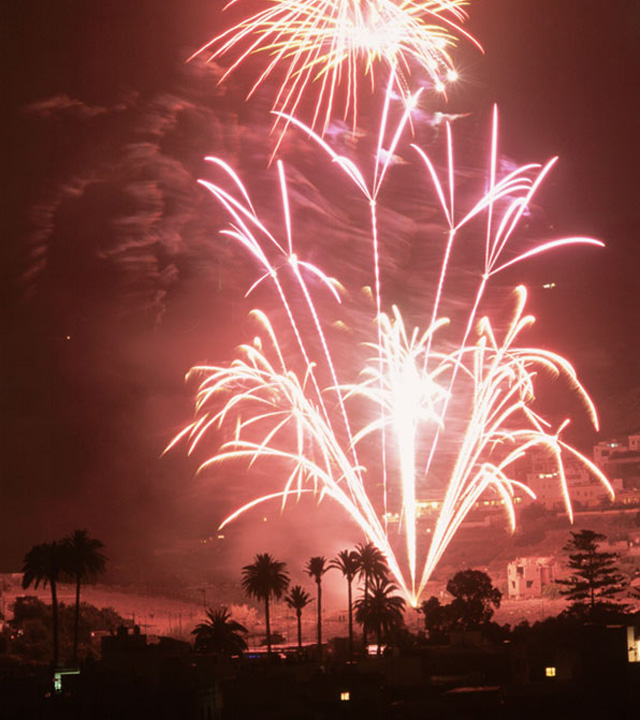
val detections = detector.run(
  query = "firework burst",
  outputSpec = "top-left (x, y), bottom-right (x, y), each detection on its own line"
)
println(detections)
top-left (191, 0), bottom-right (479, 134)
top-left (170, 106), bottom-right (611, 605)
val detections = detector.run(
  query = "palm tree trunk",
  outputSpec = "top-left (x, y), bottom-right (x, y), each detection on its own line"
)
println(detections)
top-left (264, 597), bottom-right (272, 657)
top-left (73, 575), bottom-right (81, 664)
top-left (347, 578), bottom-right (353, 658)
top-left (296, 610), bottom-right (302, 649)
top-left (377, 623), bottom-right (382, 655)
top-left (51, 579), bottom-right (59, 669)
top-left (316, 580), bottom-right (322, 657)
top-left (362, 572), bottom-right (369, 650)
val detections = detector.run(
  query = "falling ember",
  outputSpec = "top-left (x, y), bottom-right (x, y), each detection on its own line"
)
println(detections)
top-left (170, 103), bottom-right (612, 606)
top-left (190, 0), bottom-right (480, 135)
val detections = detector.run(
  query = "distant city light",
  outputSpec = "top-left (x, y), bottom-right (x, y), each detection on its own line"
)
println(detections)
top-left (53, 668), bottom-right (80, 693)
top-left (340, 691), bottom-right (350, 701)
top-left (545, 666), bottom-right (556, 677)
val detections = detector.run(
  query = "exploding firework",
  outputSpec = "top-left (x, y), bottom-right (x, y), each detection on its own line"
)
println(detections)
top-left (190, 0), bottom-right (479, 134)
top-left (169, 106), bottom-right (612, 605)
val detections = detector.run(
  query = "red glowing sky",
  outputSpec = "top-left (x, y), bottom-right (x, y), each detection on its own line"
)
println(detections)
top-left (1, 0), bottom-right (639, 573)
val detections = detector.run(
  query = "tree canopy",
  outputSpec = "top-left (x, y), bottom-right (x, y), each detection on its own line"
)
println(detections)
top-left (354, 577), bottom-right (405, 653)
top-left (22, 541), bottom-right (68, 666)
top-left (192, 607), bottom-right (248, 656)
top-left (446, 569), bottom-right (502, 627)
top-left (421, 569), bottom-right (502, 636)
top-left (241, 553), bottom-right (289, 656)
top-left (285, 585), bottom-right (312, 649)
top-left (62, 529), bottom-right (107, 662)
top-left (557, 529), bottom-right (626, 619)
top-left (241, 553), bottom-right (290, 604)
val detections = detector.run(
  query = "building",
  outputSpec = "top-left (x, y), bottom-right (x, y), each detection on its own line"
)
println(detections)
top-left (507, 557), bottom-right (556, 600)
top-left (593, 434), bottom-right (640, 489)
top-left (593, 438), bottom-right (628, 466)
top-left (524, 463), bottom-right (622, 510)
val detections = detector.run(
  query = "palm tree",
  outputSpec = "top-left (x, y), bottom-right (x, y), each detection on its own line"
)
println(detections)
top-left (353, 542), bottom-right (388, 649)
top-left (192, 607), bottom-right (248, 655)
top-left (62, 530), bottom-right (107, 663)
top-left (22, 542), bottom-right (69, 667)
top-left (241, 553), bottom-right (290, 656)
top-left (305, 556), bottom-right (328, 656)
top-left (354, 576), bottom-right (406, 655)
top-left (284, 585), bottom-right (313, 649)
top-left (329, 549), bottom-right (360, 657)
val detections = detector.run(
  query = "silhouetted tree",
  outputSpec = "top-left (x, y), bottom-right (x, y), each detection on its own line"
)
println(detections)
top-left (284, 585), bottom-right (312, 649)
top-left (306, 556), bottom-right (328, 655)
top-left (446, 569), bottom-right (502, 628)
top-left (241, 553), bottom-right (290, 656)
top-left (22, 542), bottom-right (70, 667)
top-left (329, 549), bottom-right (360, 656)
top-left (354, 577), bottom-right (405, 654)
top-left (420, 596), bottom-right (452, 640)
top-left (62, 530), bottom-right (107, 663)
top-left (192, 607), bottom-right (248, 655)
top-left (353, 542), bottom-right (388, 648)
top-left (421, 569), bottom-right (502, 636)
top-left (557, 529), bottom-right (626, 619)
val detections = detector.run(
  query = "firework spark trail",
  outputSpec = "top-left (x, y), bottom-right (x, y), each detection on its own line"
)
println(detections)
top-left (281, 104), bottom-right (605, 559)
top-left (194, 156), bottom-right (407, 534)
top-left (279, 92), bottom-right (426, 593)
top-left (344, 309), bottom-right (452, 594)
top-left (409, 106), bottom-right (599, 573)
top-left (278, 91), bottom-right (421, 558)
top-left (171, 105), bottom-right (613, 605)
top-left (190, 0), bottom-right (480, 135)
top-left (416, 286), bottom-right (612, 597)
top-left (180, 315), bottom-right (415, 598)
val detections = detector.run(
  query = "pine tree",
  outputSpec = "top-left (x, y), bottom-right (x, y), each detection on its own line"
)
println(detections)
top-left (557, 530), bottom-right (626, 618)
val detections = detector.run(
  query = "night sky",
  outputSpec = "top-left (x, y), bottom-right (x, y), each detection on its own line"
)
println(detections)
top-left (2, 1), bottom-right (639, 573)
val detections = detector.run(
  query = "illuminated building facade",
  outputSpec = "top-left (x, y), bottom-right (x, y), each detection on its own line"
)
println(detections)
top-left (507, 557), bottom-right (556, 600)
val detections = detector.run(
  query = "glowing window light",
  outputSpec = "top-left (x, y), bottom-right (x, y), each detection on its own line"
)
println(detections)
top-left (53, 668), bottom-right (80, 694)
top-left (340, 691), bottom-right (350, 701)
top-left (545, 666), bottom-right (556, 677)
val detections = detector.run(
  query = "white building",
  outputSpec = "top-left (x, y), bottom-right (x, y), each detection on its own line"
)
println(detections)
top-left (507, 557), bottom-right (557, 599)
top-left (525, 463), bottom-right (621, 510)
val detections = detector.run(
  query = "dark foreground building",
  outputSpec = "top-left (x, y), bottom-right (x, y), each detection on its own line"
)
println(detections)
top-left (1, 623), bottom-right (639, 719)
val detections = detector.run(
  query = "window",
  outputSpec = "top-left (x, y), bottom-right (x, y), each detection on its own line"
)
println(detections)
top-left (545, 667), bottom-right (556, 678)
top-left (526, 580), bottom-right (533, 588)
